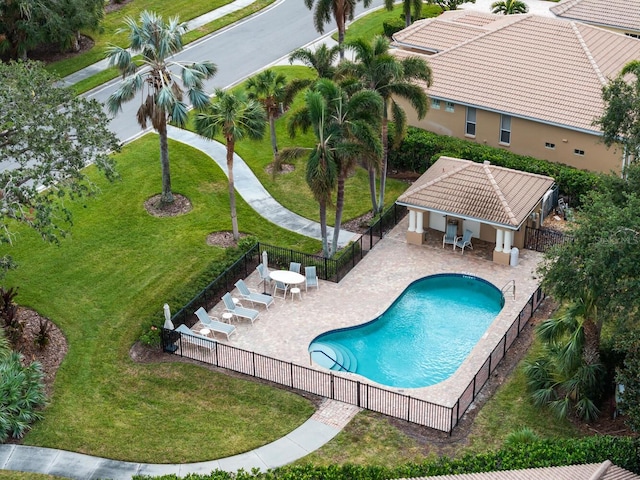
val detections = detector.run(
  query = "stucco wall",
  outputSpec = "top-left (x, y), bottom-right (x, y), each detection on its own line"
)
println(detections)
top-left (400, 98), bottom-right (623, 173)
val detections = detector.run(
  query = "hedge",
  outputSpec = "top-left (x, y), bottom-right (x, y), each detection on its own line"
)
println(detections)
top-left (134, 435), bottom-right (640, 479)
top-left (387, 126), bottom-right (602, 205)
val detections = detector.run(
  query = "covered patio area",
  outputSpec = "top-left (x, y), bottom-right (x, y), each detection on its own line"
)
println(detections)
top-left (395, 157), bottom-right (556, 265)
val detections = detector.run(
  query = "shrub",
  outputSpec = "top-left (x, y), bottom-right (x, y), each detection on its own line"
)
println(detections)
top-left (387, 127), bottom-right (601, 204)
top-left (0, 349), bottom-right (46, 442)
top-left (383, 18), bottom-right (405, 37)
top-left (34, 318), bottom-right (50, 350)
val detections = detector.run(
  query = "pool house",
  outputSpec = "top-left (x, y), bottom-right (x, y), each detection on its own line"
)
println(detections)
top-left (395, 157), bottom-right (556, 265)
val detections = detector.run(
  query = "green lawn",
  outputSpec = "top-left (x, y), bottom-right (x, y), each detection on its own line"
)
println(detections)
top-left (190, 65), bottom-right (409, 223)
top-left (337, 3), bottom-right (443, 43)
top-left (5, 135), bottom-right (319, 462)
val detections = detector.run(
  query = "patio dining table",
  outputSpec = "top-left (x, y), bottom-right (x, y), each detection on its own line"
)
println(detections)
top-left (269, 270), bottom-right (305, 286)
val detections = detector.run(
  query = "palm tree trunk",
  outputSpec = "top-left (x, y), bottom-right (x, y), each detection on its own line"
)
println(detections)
top-left (269, 114), bottom-right (278, 161)
top-left (405, 9), bottom-right (411, 27)
top-left (331, 172), bottom-right (346, 257)
top-left (582, 319), bottom-right (601, 366)
top-left (158, 119), bottom-right (174, 205)
top-left (337, 15), bottom-right (346, 60)
top-left (377, 109), bottom-right (389, 214)
top-left (320, 200), bottom-right (329, 258)
top-left (226, 137), bottom-right (240, 241)
top-left (368, 165), bottom-right (378, 213)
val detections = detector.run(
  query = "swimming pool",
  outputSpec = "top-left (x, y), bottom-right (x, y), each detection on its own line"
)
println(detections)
top-left (308, 274), bottom-right (504, 388)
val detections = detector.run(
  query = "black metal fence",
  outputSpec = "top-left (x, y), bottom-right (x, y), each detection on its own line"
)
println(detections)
top-left (163, 286), bottom-right (545, 433)
top-left (169, 204), bottom-right (407, 329)
top-left (524, 226), bottom-right (571, 252)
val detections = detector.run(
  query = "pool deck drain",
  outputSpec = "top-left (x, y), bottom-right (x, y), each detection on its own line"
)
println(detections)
top-left (201, 216), bottom-right (544, 409)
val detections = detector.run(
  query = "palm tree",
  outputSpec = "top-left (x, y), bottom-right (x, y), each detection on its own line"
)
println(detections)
top-left (284, 79), bottom-right (382, 256)
top-left (245, 69), bottom-right (311, 170)
top-left (524, 291), bottom-right (605, 421)
top-left (288, 43), bottom-right (341, 79)
top-left (303, 0), bottom-right (373, 60)
top-left (281, 90), bottom-right (338, 257)
top-left (341, 35), bottom-right (431, 212)
top-left (106, 10), bottom-right (217, 205)
top-left (194, 89), bottom-right (267, 241)
top-left (384, 0), bottom-right (422, 27)
top-left (491, 0), bottom-right (528, 14)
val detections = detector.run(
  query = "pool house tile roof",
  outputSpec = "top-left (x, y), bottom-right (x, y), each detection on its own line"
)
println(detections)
top-left (391, 11), bottom-right (640, 133)
top-left (403, 460), bottom-right (640, 480)
top-left (551, 0), bottom-right (640, 34)
top-left (396, 157), bottom-right (555, 229)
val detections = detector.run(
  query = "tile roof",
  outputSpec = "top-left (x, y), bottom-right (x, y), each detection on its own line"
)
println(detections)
top-left (551, 0), bottom-right (640, 33)
top-left (401, 460), bottom-right (640, 480)
top-left (392, 12), bottom-right (640, 133)
top-left (396, 157), bottom-right (555, 228)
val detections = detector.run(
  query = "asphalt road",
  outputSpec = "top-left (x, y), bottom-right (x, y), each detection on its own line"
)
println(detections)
top-left (87, 0), bottom-right (386, 142)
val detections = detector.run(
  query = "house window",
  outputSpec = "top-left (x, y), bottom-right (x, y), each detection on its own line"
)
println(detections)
top-left (545, 142), bottom-right (555, 149)
top-left (574, 149), bottom-right (585, 156)
top-left (626, 33), bottom-right (640, 39)
top-left (465, 107), bottom-right (476, 136)
top-left (445, 101), bottom-right (455, 113)
top-left (500, 114), bottom-right (511, 145)
top-left (431, 99), bottom-right (440, 109)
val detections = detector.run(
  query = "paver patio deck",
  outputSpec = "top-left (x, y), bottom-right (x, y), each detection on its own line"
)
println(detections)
top-left (196, 217), bottom-right (544, 409)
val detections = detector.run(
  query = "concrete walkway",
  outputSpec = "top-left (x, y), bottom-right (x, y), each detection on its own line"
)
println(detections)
top-left (0, 400), bottom-right (361, 480)
top-left (166, 126), bottom-right (357, 247)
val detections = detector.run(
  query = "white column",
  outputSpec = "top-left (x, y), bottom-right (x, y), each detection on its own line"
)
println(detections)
top-left (416, 211), bottom-right (424, 234)
top-left (408, 210), bottom-right (416, 232)
top-left (495, 228), bottom-right (504, 252)
top-left (504, 230), bottom-right (513, 252)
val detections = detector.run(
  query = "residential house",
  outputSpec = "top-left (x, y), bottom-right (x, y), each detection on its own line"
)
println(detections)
top-left (551, 0), bottom-right (640, 38)
top-left (391, 11), bottom-right (640, 173)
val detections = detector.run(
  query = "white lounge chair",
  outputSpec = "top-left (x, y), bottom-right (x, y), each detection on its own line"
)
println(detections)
top-left (234, 279), bottom-right (274, 309)
top-left (305, 266), bottom-right (319, 291)
top-left (175, 324), bottom-right (217, 350)
top-left (454, 229), bottom-right (474, 254)
top-left (222, 293), bottom-right (259, 324)
top-left (194, 307), bottom-right (237, 340)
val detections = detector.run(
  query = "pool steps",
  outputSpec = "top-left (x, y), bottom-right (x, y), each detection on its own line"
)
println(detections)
top-left (309, 341), bottom-right (358, 373)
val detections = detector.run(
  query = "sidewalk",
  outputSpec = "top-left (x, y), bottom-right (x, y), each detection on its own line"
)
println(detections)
top-left (167, 126), bottom-right (357, 247)
top-left (0, 400), bottom-right (361, 480)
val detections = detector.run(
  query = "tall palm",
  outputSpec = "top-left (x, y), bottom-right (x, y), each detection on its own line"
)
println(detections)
top-left (385, 0), bottom-right (422, 27)
top-left (106, 10), bottom-right (217, 205)
top-left (303, 0), bottom-right (373, 60)
top-left (288, 43), bottom-right (341, 79)
top-left (245, 69), bottom-right (311, 169)
top-left (524, 291), bottom-right (605, 421)
top-left (194, 89), bottom-right (267, 241)
top-left (491, 0), bottom-right (528, 14)
top-left (341, 35), bottom-right (431, 212)
top-left (281, 90), bottom-right (338, 257)
top-left (285, 79), bottom-right (382, 256)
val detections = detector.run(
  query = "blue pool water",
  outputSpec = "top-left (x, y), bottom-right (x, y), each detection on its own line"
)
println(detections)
top-left (308, 274), bottom-right (504, 388)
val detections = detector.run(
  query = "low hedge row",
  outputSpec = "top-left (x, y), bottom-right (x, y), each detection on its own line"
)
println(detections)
top-left (136, 435), bottom-right (640, 479)
top-left (388, 126), bottom-right (601, 205)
